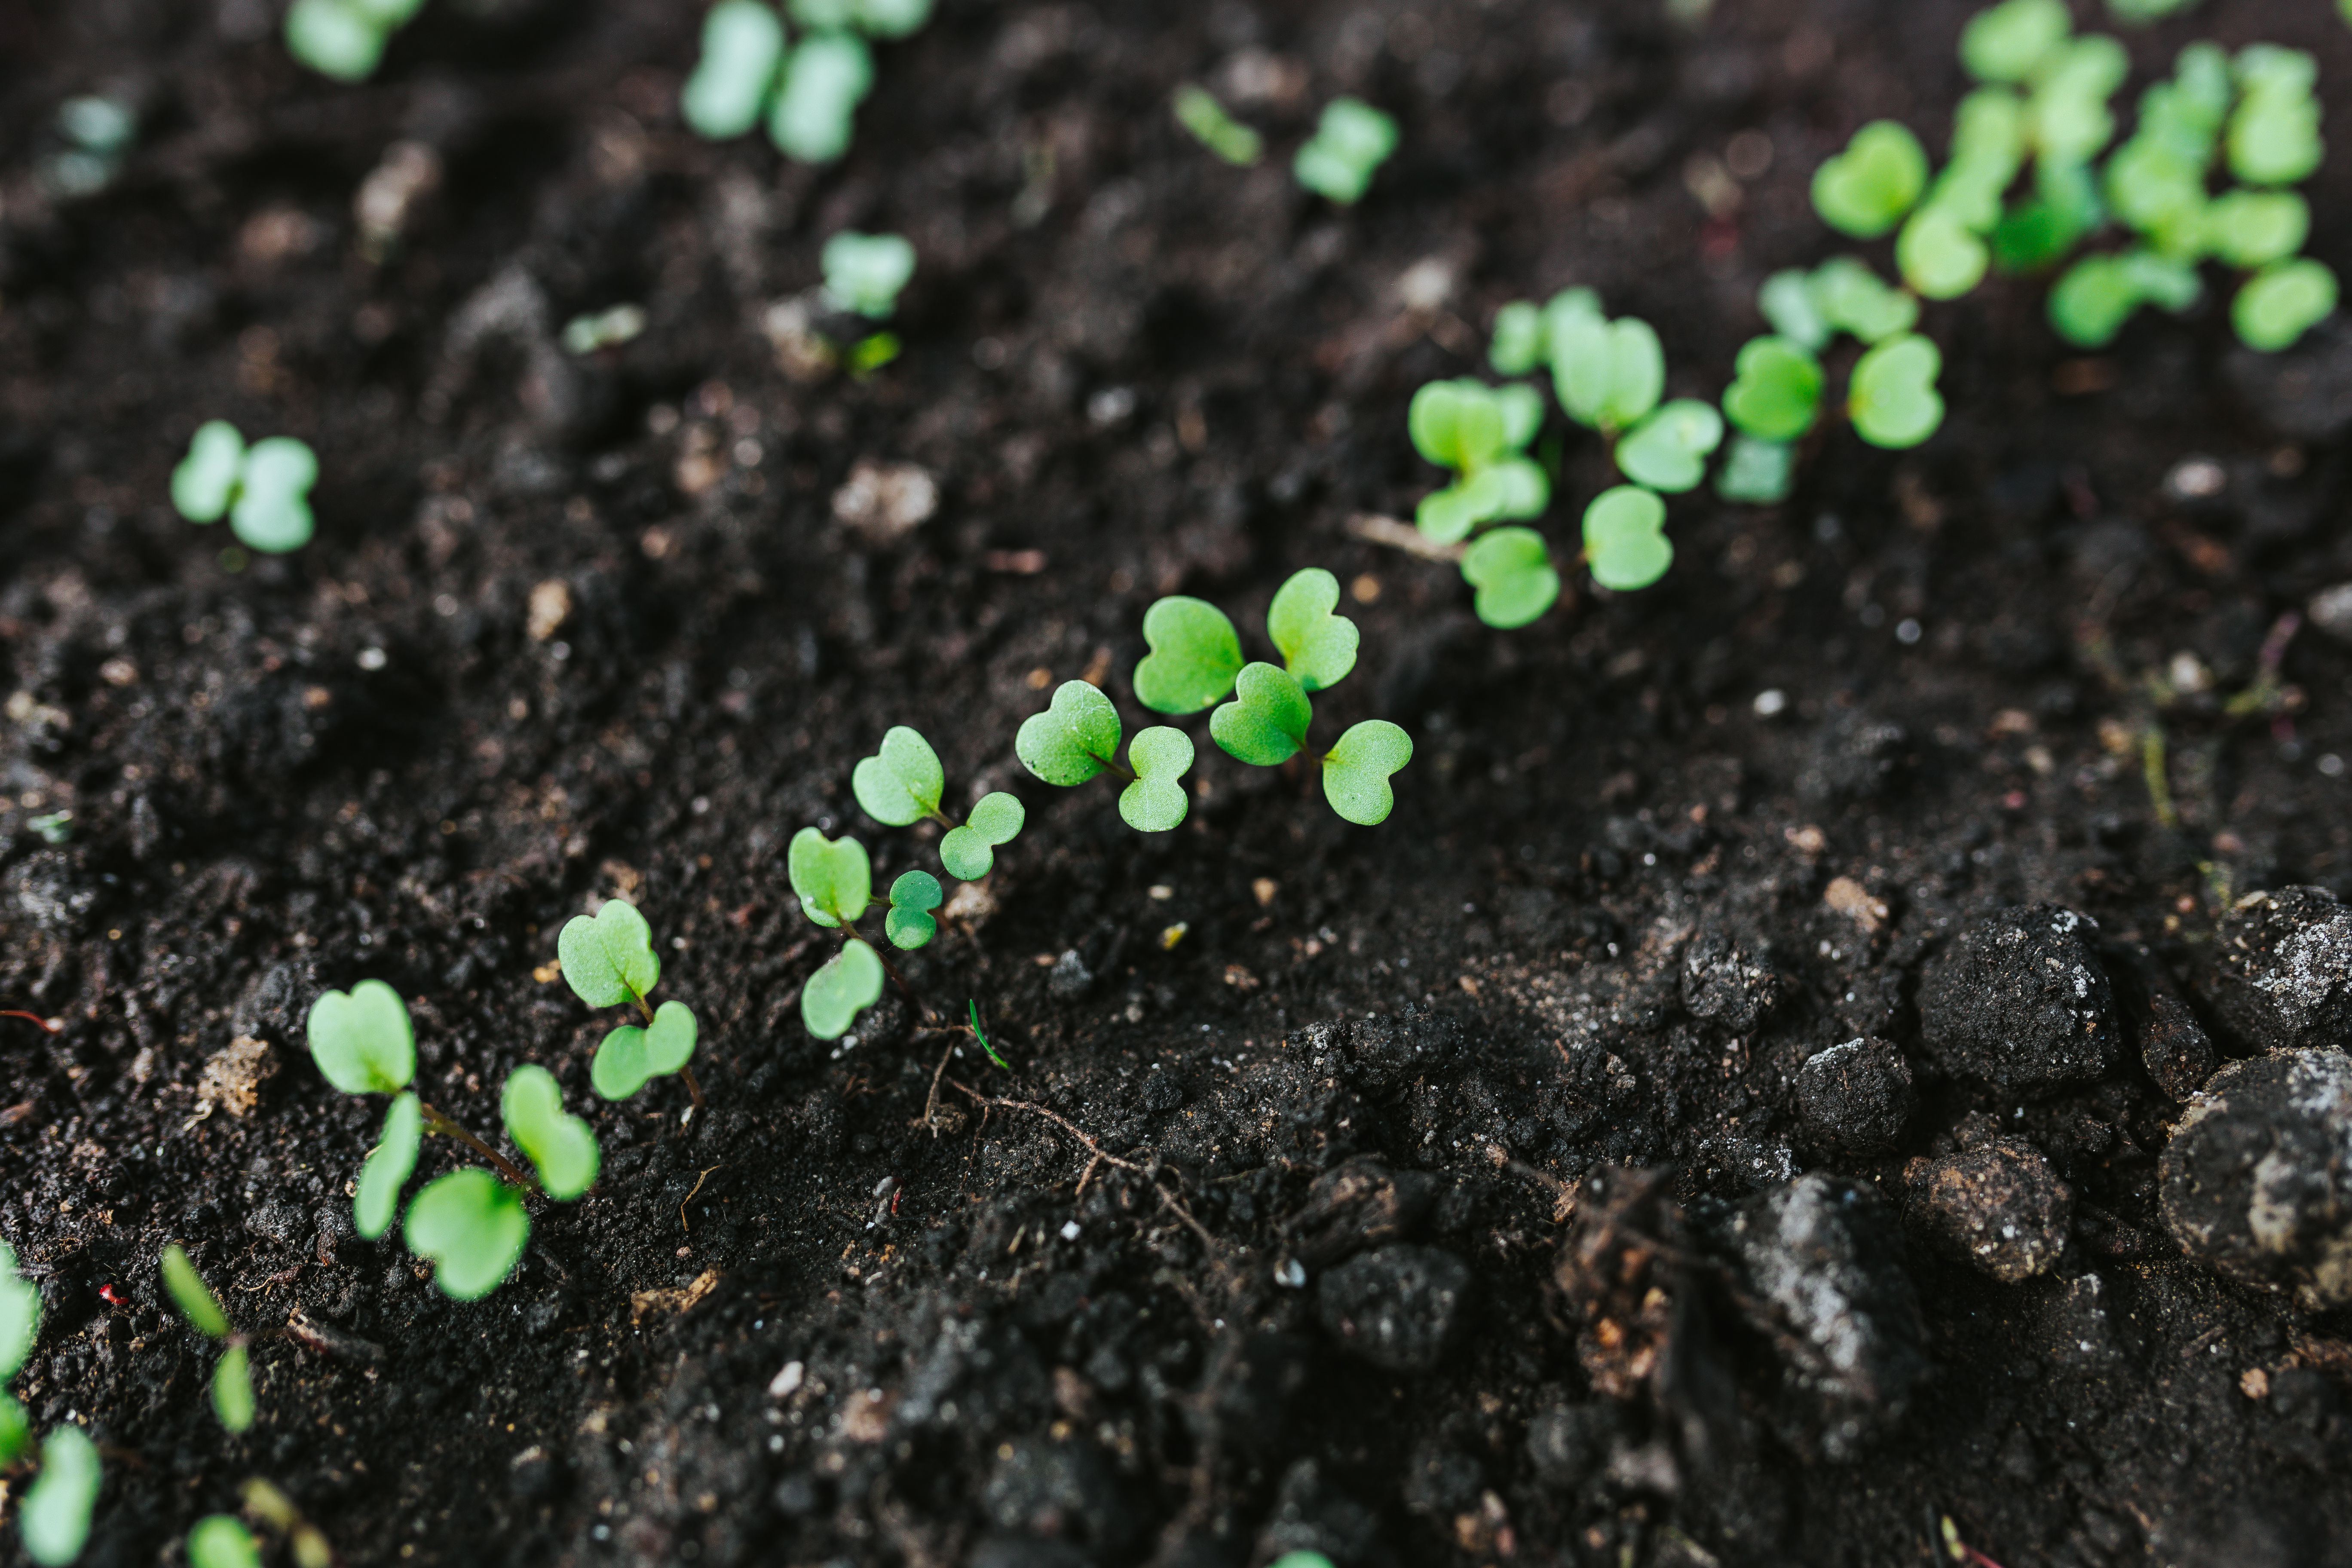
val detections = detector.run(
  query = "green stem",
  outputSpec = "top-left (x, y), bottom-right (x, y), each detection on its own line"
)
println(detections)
top-left (416, 1100), bottom-right (534, 1191)
top-left (1087, 747), bottom-right (1137, 784)
top-left (2141, 723), bottom-right (2179, 832)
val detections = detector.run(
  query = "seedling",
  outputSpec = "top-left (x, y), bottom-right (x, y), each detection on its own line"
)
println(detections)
top-left (1847, 334), bottom-right (1945, 448)
top-left (1960, 0), bottom-right (2070, 84)
top-left (1460, 527), bottom-right (1560, 628)
top-left (2048, 248), bottom-right (2199, 347)
top-left (851, 726), bottom-right (1027, 877)
top-left (556, 898), bottom-right (702, 1106)
top-left (2234, 258), bottom-right (2339, 352)
top-left (789, 829), bottom-right (934, 1039)
top-left (1294, 98), bottom-right (1398, 205)
top-left (1812, 120), bottom-right (1929, 239)
top-left (45, 96), bottom-right (137, 199)
top-left (2229, 44), bottom-right (2321, 187)
top-left (306, 980), bottom-right (600, 1299)
top-left (1613, 400), bottom-right (1724, 492)
top-left (159, 1246), bottom-right (253, 1433)
top-left (1722, 337), bottom-right (1825, 443)
top-left (187, 1517), bottom-right (262, 1568)
top-left (1549, 296), bottom-right (1665, 434)
top-left (681, 1), bottom-right (788, 138)
top-left (170, 423), bottom-right (318, 554)
top-left (561, 304), bottom-right (647, 356)
top-left (769, 31), bottom-right (875, 163)
top-left (2, 1241), bottom-right (100, 1567)
top-left (284, 0), bottom-right (425, 83)
top-left (1408, 379), bottom-right (1549, 543)
top-left (1487, 300), bottom-right (1546, 376)
top-left (1173, 85), bottom-right (1263, 166)
top-left (679, 0), bottom-right (919, 163)
top-left (821, 231), bottom-right (916, 319)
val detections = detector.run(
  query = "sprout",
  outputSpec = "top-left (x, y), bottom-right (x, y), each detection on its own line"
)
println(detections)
top-left (801, 940), bottom-right (884, 1039)
top-left (1991, 159), bottom-right (2101, 270)
top-left (884, 870), bottom-right (943, 948)
top-left (786, 829), bottom-right (931, 1039)
top-left (354, 1093), bottom-right (420, 1240)
top-left (161, 1246), bottom-right (253, 1433)
top-left (1715, 436), bottom-right (1796, 505)
top-left (561, 304), bottom-right (647, 356)
top-left (1722, 337), bottom-right (1825, 443)
top-left (1613, 400), bottom-right (1724, 493)
top-left (681, 0), bottom-right (922, 159)
top-left (1133, 599), bottom-right (1244, 712)
top-left (2227, 45), bottom-right (2321, 187)
top-left (850, 725), bottom-right (1026, 879)
top-left (941, 793), bottom-right (1025, 880)
top-left (19, 1426), bottom-right (99, 1567)
top-left (1847, 333), bottom-right (1945, 448)
top-left (284, 0), bottom-right (426, 83)
top-left (1960, 0), bottom-right (2071, 85)
top-left (1488, 300), bottom-right (1546, 376)
top-left (187, 1517), bottom-right (262, 1568)
top-left (558, 897), bottom-right (701, 1104)
top-left (2233, 258), bottom-right (2338, 352)
top-left (1319, 721), bottom-right (1415, 828)
top-left (1266, 566), bottom-right (1361, 691)
top-left (791, 827), bottom-right (873, 926)
top-left (1210, 664), bottom-right (1311, 766)
top-left (404, 1169), bottom-right (529, 1302)
top-left (501, 1065), bottom-right (600, 1200)
top-left (2202, 190), bottom-right (2308, 269)
top-left (1173, 85), bottom-right (1263, 166)
top-left (170, 423), bottom-right (318, 554)
top-left (1550, 305), bottom-right (1664, 433)
top-left (1293, 98), bottom-right (1398, 205)
top-left (1119, 728), bottom-right (1194, 832)
top-left (1459, 527), bottom-right (1560, 628)
top-left (821, 231), bottom-right (916, 319)
top-left (1804, 257), bottom-right (1920, 343)
top-left (769, 31), bottom-right (875, 162)
top-left (2029, 37), bottom-right (2128, 167)
top-left (46, 96), bottom-right (138, 198)
top-left (1407, 380), bottom-right (1548, 543)
top-left (1017, 681), bottom-right (1127, 784)
top-left (305, 978), bottom-right (416, 1095)
top-left (1810, 121), bottom-right (1928, 239)
top-left (2048, 248), bottom-right (2200, 346)
top-left (1896, 205), bottom-right (1990, 299)
top-left (1582, 485), bottom-right (1672, 591)
top-left (681, 0), bottom-right (790, 138)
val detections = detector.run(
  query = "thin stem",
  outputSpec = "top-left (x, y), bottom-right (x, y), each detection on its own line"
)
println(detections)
top-left (679, 1065), bottom-right (706, 1116)
top-left (2141, 723), bottom-right (2179, 832)
top-left (926, 807), bottom-right (959, 831)
top-left (1086, 747), bottom-right (1136, 784)
top-left (847, 929), bottom-right (936, 1023)
top-left (416, 1100), bottom-right (533, 1190)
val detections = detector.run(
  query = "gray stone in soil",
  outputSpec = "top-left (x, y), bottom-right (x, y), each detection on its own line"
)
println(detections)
top-left (1315, 1243), bottom-right (1470, 1373)
top-left (1795, 1037), bottom-right (1917, 1154)
top-left (1681, 929), bottom-right (1778, 1033)
top-left (1905, 1138), bottom-right (2073, 1283)
top-left (1918, 904), bottom-right (2119, 1093)
top-left (1729, 1174), bottom-right (1928, 1461)
top-left (1283, 1156), bottom-right (1436, 1268)
top-left (2160, 1048), bottom-right (2352, 1309)
top-left (2204, 886), bottom-right (2352, 1055)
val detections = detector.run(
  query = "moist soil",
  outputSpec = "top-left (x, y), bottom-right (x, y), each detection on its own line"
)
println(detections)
top-left (6, 0), bottom-right (2352, 1564)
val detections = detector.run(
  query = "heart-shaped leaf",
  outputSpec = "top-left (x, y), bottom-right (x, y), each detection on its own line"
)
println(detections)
top-left (1133, 598), bottom-right (1242, 714)
top-left (558, 898), bottom-right (661, 1008)
top-left (1408, 380), bottom-right (1506, 472)
top-left (851, 726), bottom-right (945, 826)
top-left (1488, 300), bottom-right (1544, 376)
top-left (1722, 337), bottom-right (1825, 442)
top-left (821, 230), bottom-right (917, 319)
top-left (680, 0), bottom-right (788, 140)
top-left (1459, 527), bottom-right (1560, 629)
top-left (802, 940), bottom-right (885, 1040)
top-left (940, 790), bottom-right (1024, 880)
top-left (2047, 254), bottom-right (2143, 348)
top-left (1960, 0), bottom-right (2069, 85)
top-left (2234, 258), bottom-right (2337, 353)
top-left (212, 1342), bottom-right (254, 1433)
top-left (1614, 399), bottom-right (1725, 493)
top-left (0, 1241), bottom-right (37, 1381)
top-left (230, 436), bottom-right (318, 554)
top-left (1292, 96), bottom-right (1397, 205)
top-left (1268, 568), bottom-right (1360, 692)
top-left (404, 1168), bottom-right (530, 1301)
top-left (188, 1516), bottom-right (262, 1568)
top-left (1896, 206), bottom-right (1989, 300)
top-left (354, 1091), bottom-right (423, 1240)
top-left (2030, 37), bottom-right (2127, 166)
top-left (1951, 87), bottom-right (2027, 172)
top-left (1210, 663), bottom-right (1312, 766)
top-left (885, 870), bottom-right (943, 949)
top-left (1415, 481), bottom-right (1488, 545)
top-left (172, 422), bottom-right (245, 524)
top-left (1759, 270), bottom-right (1830, 352)
top-left (1322, 720), bottom-right (1413, 826)
top-left (161, 1244), bottom-right (230, 1339)
top-left (1808, 257), bottom-right (1917, 344)
top-left (285, 0), bottom-right (390, 83)
top-left (2203, 190), bottom-right (2308, 270)
top-left (769, 31), bottom-right (875, 163)
top-left (590, 1001), bottom-right (699, 1101)
top-left (1583, 485), bottom-right (1673, 591)
top-left (1120, 726), bottom-right (1194, 831)
top-left (1847, 333), bottom-right (1945, 449)
top-left (1017, 680), bottom-right (1122, 784)
top-left (789, 827), bottom-right (872, 927)
top-left (1552, 312), bottom-right (1665, 432)
top-left (501, 1064), bottom-right (600, 1200)
top-left (20, 1426), bottom-right (100, 1567)
top-left (1716, 435), bottom-right (1796, 505)
top-left (306, 979), bottom-right (416, 1096)
top-left (1810, 120), bottom-right (1927, 239)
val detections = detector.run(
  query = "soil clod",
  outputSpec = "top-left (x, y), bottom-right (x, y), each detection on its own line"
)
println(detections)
top-left (2161, 1048), bottom-right (2352, 1308)
top-left (2203, 886), bottom-right (2352, 1055)
top-left (1905, 1138), bottom-right (2073, 1283)
top-left (1919, 904), bottom-right (2120, 1092)
top-left (1314, 1243), bottom-right (1470, 1373)
top-left (1794, 1036), bottom-right (1917, 1155)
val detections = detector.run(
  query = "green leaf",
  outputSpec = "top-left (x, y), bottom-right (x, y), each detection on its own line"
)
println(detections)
top-left (1268, 568), bottom-right (1360, 692)
top-left (1459, 527), bottom-right (1560, 630)
top-left (1320, 721), bottom-right (1413, 827)
top-left (802, 940), bottom-right (885, 1039)
top-left (1716, 436), bottom-right (1795, 505)
top-left (1810, 120), bottom-right (1928, 239)
top-left (1017, 680), bottom-right (1122, 784)
top-left (769, 30), bottom-right (874, 162)
top-left (940, 791), bottom-right (1024, 880)
top-left (885, 870), bottom-right (943, 949)
top-left (1950, 87), bottom-right (2027, 172)
top-left (1758, 270), bottom-right (1830, 352)
top-left (404, 1170), bottom-right (530, 1301)
top-left (1613, 399), bottom-right (1724, 493)
top-left (0, 1396), bottom-right (26, 1467)
top-left (1809, 257), bottom-right (1918, 343)
top-left (354, 1092), bottom-right (422, 1241)
top-left (0, 1240), bottom-right (37, 1381)
top-left (1172, 84), bottom-right (1263, 166)
top-left (21, 1425), bottom-right (101, 1567)
top-left (306, 979), bottom-right (418, 1096)
top-left (1583, 486), bottom-right (1672, 592)
top-left (284, 0), bottom-right (389, 83)
top-left (557, 898), bottom-right (661, 1008)
top-left (2203, 190), bottom-right (2309, 269)
top-left (2103, 137), bottom-right (2206, 239)
top-left (2048, 254), bottom-right (2140, 346)
top-left (2233, 259), bottom-right (2338, 353)
top-left (1847, 334), bottom-right (1945, 449)
top-left (1722, 337), bottom-right (1825, 442)
top-left (2030, 37), bottom-right (2127, 166)
top-left (1552, 312), bottom-right (1664, 432)
top-left (1408, 379), bottom-right (1526, 472)
top-left (1415, 482), bottom-right (1487, 545)
top-left (1489, 300), bottom-right (1545, 376)
top-left (172, 422), bottom-right (245, 524)
top-left (1119, 726), bottom-right (1193, 832)
top-left (1959, 0), bottom-right (2070, 84)
top-left (680, 0), bottom-right (787, 139)
top-left (212, 1341), bottom-right (254, 1433)
top-left (161, 1244), bottom-right (230, 1339)
top-left (1896, 206), bottom-right (1990, 300)
top-left (851, 726), bottom-right (945, 825)
top-left (2228, 93), bottom-right (2322, 188)
top-left (1293, 97), bottom-right (1397, 205)
top-left (1133, 598), bottom-right (1243, 714)
top-left (1210, 663), bottom-right (1312, 766)
top-left (789, 827), bottom-right (873, 927)
top-left (821, 231), bottom-right (916, 319)
top-left (188, 1516), bottom-right (263, 1568)
top-left (590, 1001), bottom-right (700, 1101)
top-left (501, 1065), bottom-right (600, 1200)
top-left (229, 437), bottom-right (318, 554)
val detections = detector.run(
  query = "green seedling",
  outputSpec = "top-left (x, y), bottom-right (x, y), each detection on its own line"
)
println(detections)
top-left (45, 95), bottom-right (137, 199)
top-left (885, 870), bottom-right (943, 948)
top-left (681, 0), bottom-right (788, 138)
top-left (170, 423), bottom-right (318, 554)
top-left (789, 0), bottom-right (932, 35)
top-left (1960, 0), bottom-right (2070, 84)
top-left (1583, 485), bottom-right (1673, 591)
top-left (1294, 97), bottom-right (1398, 205)
top-left (160, 1246), bottom-right (253, 1433)
top-left (1991, 157), bottom-right (2101, 271)
top-left (1811, 120), bottom-right (1928, 239)
top-left (4, 1240), bottom-right (100, 1567)
top-left (2234, 258), bottom-right (2338, 352)
top-left (2030, 37), bottom-right (2128, 167)
top-left (1847, 333), bottom-right (1945, 448)
top-left (1460, 527), bottom-right (1560, 628)
top-left (2202, 190), bottom-right (2307, 270)
top-left (1806, 257), bottom-right (1920, 343)
top-left (1613, 400), bottom-right (1724, 493)
top-left (788, 829), bottom-right (929, 1039)
top-left (967, 999), bottom-right (1009, 1069)
top-left (502, 1066), bottom-right (600, 1199)
top-left (404, 1170), bottom-right (528, 1302)
top-left (1017, 680), bottom-right (1201, 828)
top-left (557, 898), bottom-right (703, 1106)
top-left (1407, 379), bottom-right (1549, 543)
top-left (2229, 46), bottom-right (2321, 188)
top-left (850, 725), bottom-right (1027, 878)
top-left (771, 31), bottom-right (875, 162)
top-left (284, 0), bottom-right (426, 83)
top-left (1722, 337), bottom-right (1825, 443)
top-left (1715, 435), bottom-right (1797, 505)
top-left (682, 0), bottom-right (923, 158)
top-left (187, 1517), bottom-right (262, 1568)
top-left (1488, 300), bottom-right (1546, 376)
top-left (2048, 247), bottom-right (2199, 346)
top-left (1173, 85), bottom-right (1263, 165)
top-left (821, 231), bottom-right (916, 319)
top-left (1550, 301), bottom-right (1664, 434)
top-left (561, 305), bottom-right (647, 356)
top-left (1897, 205), bottom-right (1990, 299)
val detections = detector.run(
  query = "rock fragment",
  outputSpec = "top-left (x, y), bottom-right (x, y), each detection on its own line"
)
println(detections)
top-left (2160, 1049), bottom-right (2352, 1308)
top-left (1795, 1037), bottom-right (1917, 1155)
top-left (2204, 886), bottom-right (2352, 1055)
top-left (1315, 1244), bottom-right (1470, 1373)
top-left (1918, 904), bottom-right (2119, 1092)
top-left (1283, 1157), bottom-right (1436, 1268)
top-left (1905, 1138), bottom-right (2073, 1283)
top-left (1681, 930), bottom-right (1777, 1032)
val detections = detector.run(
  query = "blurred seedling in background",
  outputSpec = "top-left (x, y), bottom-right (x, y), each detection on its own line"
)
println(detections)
top-left (188, 1480), bottom-right (334, 1568)
top-left (819, 230), bottom-right (916, 371)
top-left (43, 96), bottom-right (137, 199)
top-left (284, 0), bottom-right (425, 83)
top-left (560, 304), bottom-right (647, 356)
top-left (170, 422), bottom-right (318, 554)
top-left (557, 898), bottom-right (702, 1109)
top-left (306, 980), bottom-right (599, 1299)
top-left (159, 1247), bottom-right (254, 1433)
top-left (680, 0), bottom-right (931, 164)
top-left (1173, 85), bottom-right (1264, 165)
top-left (3, 1241), bottom-right (101, 1565)
top-left (1294, 97), bottom-right (1398, 204)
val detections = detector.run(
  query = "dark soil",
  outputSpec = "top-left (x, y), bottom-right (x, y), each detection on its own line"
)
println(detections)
top-left (6, 0), bottom-right (2352, 1565)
